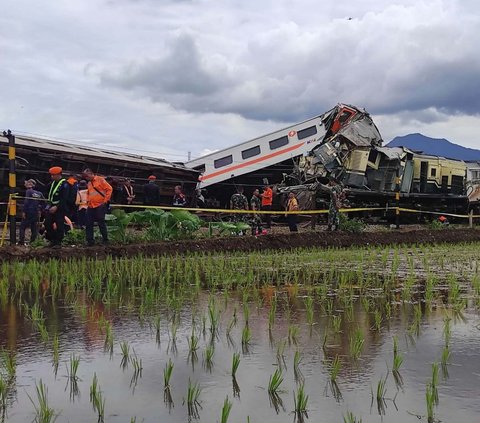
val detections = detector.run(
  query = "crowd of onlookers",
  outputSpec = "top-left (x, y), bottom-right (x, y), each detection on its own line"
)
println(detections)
top-left (18, 167), bottom-right (189, 248)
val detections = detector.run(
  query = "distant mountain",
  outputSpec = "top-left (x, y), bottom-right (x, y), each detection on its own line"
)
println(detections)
top-left (386, 133), bottom-right (480, 161)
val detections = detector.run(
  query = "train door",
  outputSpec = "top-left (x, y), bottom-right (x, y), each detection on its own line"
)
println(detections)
top-left (420, 161), bottom-right (428, 193)
top-left (401, 160), bottom-right (414, 193)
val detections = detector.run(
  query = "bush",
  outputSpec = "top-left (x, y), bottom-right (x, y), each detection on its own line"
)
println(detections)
top-left (338, 214), bottom-right (365, 233)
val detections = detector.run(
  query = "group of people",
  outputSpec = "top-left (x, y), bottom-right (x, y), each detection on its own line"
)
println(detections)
top-left (228, 177), bottom-right (348, 234)
top-left (19, 167), bottom-right (189, 248)
top-left (24, 166), bottom-right (114, 248)
top-left (229, 184), bottom-right (278, 234)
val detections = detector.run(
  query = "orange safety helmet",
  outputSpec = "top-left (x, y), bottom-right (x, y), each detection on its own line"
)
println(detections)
top-left (49, 166), bottom-right (63, 175)
top-left (148, 175), bottom-right (156, 180)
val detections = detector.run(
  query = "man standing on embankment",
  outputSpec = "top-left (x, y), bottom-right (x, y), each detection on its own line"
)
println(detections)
top-left (82, 168), bottom-right (113, 246)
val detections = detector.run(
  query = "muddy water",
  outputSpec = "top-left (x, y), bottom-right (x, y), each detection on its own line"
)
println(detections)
top-left (1, 288), bottom-right (480, 423)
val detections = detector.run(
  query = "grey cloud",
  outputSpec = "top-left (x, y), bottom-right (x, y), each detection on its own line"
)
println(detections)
top-left (101, 34), bottom-right (229, 100)
top-left (100, 1), bottom-right (480, 123)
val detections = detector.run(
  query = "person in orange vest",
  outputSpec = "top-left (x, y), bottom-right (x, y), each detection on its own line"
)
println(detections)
top-left (44, 166), bottom-right (69, 248)
top-left (261, 184), bottom-right (273, 228)
top-left (82, 168), bottom-right (113, 246)
top-left (285, 191), bottom-right (299, 232)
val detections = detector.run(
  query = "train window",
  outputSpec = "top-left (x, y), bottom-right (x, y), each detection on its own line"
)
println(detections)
top-left (431, 168), bottom-right (437, 177)
top-left (241, 145), bottom-right (261, 160)
top-left (368, 149), bottom-right (379, 163)
top-left (297, 126), bottom-right (317, 140)
top-left (214, 155), bottom-right (233, 169)
top-left (269, 136), bottom-right (289, 150)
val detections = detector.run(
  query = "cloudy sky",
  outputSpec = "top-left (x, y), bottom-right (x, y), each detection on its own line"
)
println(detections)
top-left (1, 0), bottom-right (479, 162)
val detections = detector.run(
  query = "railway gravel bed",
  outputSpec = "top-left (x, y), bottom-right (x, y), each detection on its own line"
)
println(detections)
top-left (1, 227), bottom-right (479, 262)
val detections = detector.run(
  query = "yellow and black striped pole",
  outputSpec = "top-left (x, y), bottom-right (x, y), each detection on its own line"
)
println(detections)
top-left (3, 130), bottom-right (16, 244)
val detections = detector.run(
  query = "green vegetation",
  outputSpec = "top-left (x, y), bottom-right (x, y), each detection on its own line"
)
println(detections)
top-left (2, 240), bottom-right (480, 421)
top-left (267, 368), bottom-right (283, 395)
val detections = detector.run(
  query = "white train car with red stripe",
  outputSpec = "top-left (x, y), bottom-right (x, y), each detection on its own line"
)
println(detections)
top-left (186, 114), bottom-right (332, 188)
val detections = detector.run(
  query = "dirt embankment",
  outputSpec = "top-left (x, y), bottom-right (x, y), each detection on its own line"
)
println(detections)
top-left (1, 228), bottom-right (479, 263)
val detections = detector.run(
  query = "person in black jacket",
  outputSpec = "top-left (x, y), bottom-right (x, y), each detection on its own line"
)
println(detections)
top-left (143, 175), bottom-right (160, 206)
top-left (44, 166), bottom-right (69, 248)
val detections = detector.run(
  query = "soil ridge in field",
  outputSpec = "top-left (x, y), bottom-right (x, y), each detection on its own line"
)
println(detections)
top-left (1, 228), bottom-right (479, 263)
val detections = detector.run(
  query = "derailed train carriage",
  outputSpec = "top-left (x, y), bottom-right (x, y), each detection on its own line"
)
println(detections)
top-left (279, 104), bottom-right (479, 217)
top-left (0, 134), bottom-right (199, 214)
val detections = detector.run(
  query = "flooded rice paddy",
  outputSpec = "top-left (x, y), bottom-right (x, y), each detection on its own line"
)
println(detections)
top-left (1, 242), bottom-right (480, 422)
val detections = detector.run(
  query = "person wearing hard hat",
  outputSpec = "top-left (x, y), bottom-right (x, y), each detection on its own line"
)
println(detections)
top-left (143, 175), bottom-right (160, 206)
top-left (44, 166), bottom-right (69, 248)
top-left (82, 168), bottom-right (113, 246)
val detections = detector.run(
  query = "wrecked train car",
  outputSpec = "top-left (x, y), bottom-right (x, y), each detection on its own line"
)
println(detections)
top-left (281, 104), bottom-right (475, 215)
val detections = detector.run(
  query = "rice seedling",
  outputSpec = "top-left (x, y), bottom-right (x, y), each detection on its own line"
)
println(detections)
top-left (294, 350), bottom-right (302, 373)
top-left (268, 298), bottom-right (276, 330)
top-left (90, 373), bottom-right (98, 404)
top-left (52, 334), bottom-right (59, 371)
top-left (330, 355), bottom-right (341, 382)
top-left (293, 383), bottom-right (309, 415)
top-left (185, 379), bottom-right (202, 418)
top-left (392, 336), bottom-right (403, 373)
top-left (332, 315), bottom-right (342, 334)
top-left (267, 368), bottom-right (283, 395)
top-left (343, 411), bottom-right (362, 423)
top-left (220, 396), bottom-right (233, 423)
top-left (0, 375), bottom-right (8, 411)
top-left (425, 383), bottom-right (435, 423)
top-left (374, 375), bottom-right (387, 402)
top-left (443, 316), bottom-right (451, 346)
top-left (304, 296), bottom-right (314, 326)
top-left (188, 329), bottom-right (200, 354)
top-left (243, 302), bottom-right (250, 327)
top-left (163, 359), bottom-right (174, 389)
top-left (373, 310), bottom-right (382, 331)
top-left (104, 322), bottom-right (114, 354)
top-left (441, 346), bottom-right (451, 366)
top-left (93, 390), bottom-right (106, 422)
top-left (67, 354), bottom-right (80, 381)
top-left (1, 349), bottom-right (16, 380)
top-left (431, 361), bottom-right (439, 405)
top-left (349, 329), bottom-right (364, 360)
top-left (231, 352), bottom-right (240, 377)
top-left (120, 341), bottom-right (130, 367)
top-left (203, 345), bottom-right (214, 370)
top-left (130, 349), bottom-right (143, 375)
top-left (208, 301), bottom-right (220, 333)
top-left (28, 379), bottom-right (56, 423)
top-left (288, 325), bottom-right (299, 344)
top-left (170, 320), bottom-right (179, 343)
top-left (241, 326), bottom-right (251, 347)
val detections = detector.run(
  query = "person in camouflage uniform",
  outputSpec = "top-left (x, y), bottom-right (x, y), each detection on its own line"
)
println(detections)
top-left (323, 178), bottom-right (344, 231)
top-left (250, 188), bottom-right (263, 235)
top-left (230, 186), bottom-right (249, 223)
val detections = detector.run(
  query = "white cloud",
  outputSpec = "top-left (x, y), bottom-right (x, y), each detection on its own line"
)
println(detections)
top-left (1, 0), bottom-right (480, 162)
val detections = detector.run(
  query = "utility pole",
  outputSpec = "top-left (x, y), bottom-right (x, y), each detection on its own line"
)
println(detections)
top-left (2, 130), bottom-right (16, 245)
top-left (187, 151), bottom-right (191, 161)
